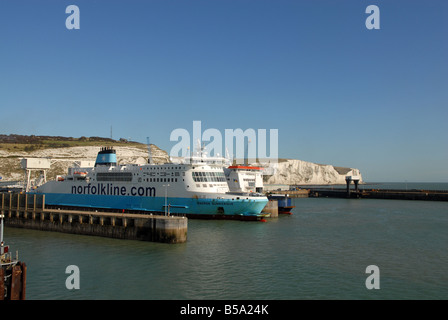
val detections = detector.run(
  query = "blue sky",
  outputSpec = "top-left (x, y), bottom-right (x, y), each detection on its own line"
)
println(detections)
top-left (1, 0), bottom-right (447, 182)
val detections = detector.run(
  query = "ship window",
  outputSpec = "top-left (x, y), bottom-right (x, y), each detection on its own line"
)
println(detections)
top-left (97, 172), bottom-right (132, 182)
top-left (192, 171), bottom-right (228, 183)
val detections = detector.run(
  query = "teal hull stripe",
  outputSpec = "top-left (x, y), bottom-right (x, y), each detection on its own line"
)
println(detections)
top-left (39, 193), bottom-right (268, 216)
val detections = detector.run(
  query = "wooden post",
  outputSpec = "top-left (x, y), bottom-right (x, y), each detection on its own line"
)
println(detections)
top-left (20, 262), bottom-right (27, 300)
top-left (24, 193), bottom-right (28, 213)
top-left (8, 193), bottom-right (12, 218)
top-left (16, 193), bottom-right (20, 218)
top-left (9, 262), bottom-right (26, 300)
top-left (0, 268), bottom-right (4, 300)
top-left (8, 193), bottom-right (11, 218)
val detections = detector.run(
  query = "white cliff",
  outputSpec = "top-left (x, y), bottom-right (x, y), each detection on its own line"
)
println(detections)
top-left (0, 145), bottom-right (169, 181)
top-left (1, 143), bottom-right (362, 186)
top-left (263, 159), bottom-right (363, 185)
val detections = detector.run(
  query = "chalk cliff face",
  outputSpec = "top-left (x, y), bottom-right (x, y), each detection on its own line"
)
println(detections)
top-left (263, 159), bottom-right (363, 185)
top-left (0, 144), bottom-right (362, 186)
top-left (0, 145), bottom-right (169, 181)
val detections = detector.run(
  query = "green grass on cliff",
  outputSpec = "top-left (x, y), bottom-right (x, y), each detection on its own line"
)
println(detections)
top-left (0, 135), bottom-right (146, 153)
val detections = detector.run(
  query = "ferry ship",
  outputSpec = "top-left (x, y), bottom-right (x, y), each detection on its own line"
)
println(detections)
top-left (32, 147), bottom-right (268, 220)
top-left (224, 165), bottom-right (264, 194)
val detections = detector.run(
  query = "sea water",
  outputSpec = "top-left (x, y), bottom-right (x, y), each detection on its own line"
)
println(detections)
top-left (4, 183), bottom-right (448, 300)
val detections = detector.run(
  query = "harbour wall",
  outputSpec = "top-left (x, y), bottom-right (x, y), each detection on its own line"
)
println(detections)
top-left (1, 193), bottom-right (187, 244)
top-left (268, 189), bottom-right (309, 198)
top-left (267, 187), bottom-right (448, 201)
top-left (307, 188), bottom-right (448, 201)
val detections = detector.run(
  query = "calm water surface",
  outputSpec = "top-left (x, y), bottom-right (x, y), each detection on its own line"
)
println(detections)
top-left (4, 193), bottom-right (448, 299)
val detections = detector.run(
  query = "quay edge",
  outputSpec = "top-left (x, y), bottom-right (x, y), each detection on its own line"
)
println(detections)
top-left (1, 192), bottom-right (187, 244)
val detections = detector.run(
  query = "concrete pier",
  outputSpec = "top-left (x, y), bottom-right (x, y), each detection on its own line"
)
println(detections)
top-left (268, 189), bottom-right (309, 198)
top-left (308, 188), bottom-right (448, 201)
top-left (1, 193), bottom-right (187, 244)
top-left (262, 200), bottom-right (278, 218)
top-left (345, 175), bottom-right (360, 198)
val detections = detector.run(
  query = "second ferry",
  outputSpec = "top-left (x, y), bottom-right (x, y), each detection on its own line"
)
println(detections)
top-left (32, 147), bottom-right (269, 220)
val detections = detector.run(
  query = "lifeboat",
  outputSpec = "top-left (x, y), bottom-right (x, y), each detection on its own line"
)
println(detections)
top-left (73, 171), bottom-right (88, 178)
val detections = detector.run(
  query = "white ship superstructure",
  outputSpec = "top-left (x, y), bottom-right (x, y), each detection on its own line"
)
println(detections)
top-left (224, 165), bottom-right (264, 194)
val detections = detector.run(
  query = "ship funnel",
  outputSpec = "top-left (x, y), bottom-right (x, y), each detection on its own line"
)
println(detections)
top-left (95, 147), bottom-right (117, 167)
